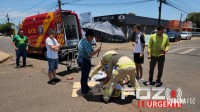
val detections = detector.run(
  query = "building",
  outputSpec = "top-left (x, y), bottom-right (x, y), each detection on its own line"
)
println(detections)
top-left (168, 20), bottom-right (199, 32)
top-left (93, 14), bottom-right (169, 35)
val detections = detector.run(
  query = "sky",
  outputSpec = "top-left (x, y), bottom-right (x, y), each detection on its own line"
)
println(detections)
top-left (0, 0), bottom-right (200, 25)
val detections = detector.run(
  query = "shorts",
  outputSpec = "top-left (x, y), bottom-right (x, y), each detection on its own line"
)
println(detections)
top-left (134, 53), bottom-right (144, 64)
top-left (47, 58), bottom-right (59, 72)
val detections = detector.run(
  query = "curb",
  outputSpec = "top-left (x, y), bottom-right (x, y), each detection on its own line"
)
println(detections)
top-left (0, 52), bottom-right (11, 64)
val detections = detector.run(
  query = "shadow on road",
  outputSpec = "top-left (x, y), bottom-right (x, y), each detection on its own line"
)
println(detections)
top-left (83, 95), bottom-right (136, 105)
top-left (57, 68), bottom-right (80, 77)
top-left (143, 81), bottom-right (163, 87)
top-left (27, 54), bottom-right (46, 61)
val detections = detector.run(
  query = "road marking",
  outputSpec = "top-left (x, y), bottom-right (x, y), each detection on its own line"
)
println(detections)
top-left (197, 53), bottom-right (200, 56)
top-left (168, 47), bottom-right (185, 53)
top-left (179, 48), bottom-right (196, 55)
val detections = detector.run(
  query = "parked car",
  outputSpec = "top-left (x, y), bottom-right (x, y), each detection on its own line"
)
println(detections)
top-left (192, 32), bottom-right (200, 37)
top-left (0, 33), bottom-right (2, 36)
top-left (180, 32), bottom-right (192, 40)
top-left (166, 31), bottom-right (181, 42)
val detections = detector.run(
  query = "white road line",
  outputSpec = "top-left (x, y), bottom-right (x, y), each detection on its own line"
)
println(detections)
top-left (197, 53), bottom-right (200, 56)
top-left (179, 48), bottom-right (196, 55)
top-left (168, 47), bottom-right (185, 53)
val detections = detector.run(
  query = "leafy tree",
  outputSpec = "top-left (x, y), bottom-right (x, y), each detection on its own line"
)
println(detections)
top-left (0, 22), bottom-right (15, 35)
top-left (127, 13), bottom-right (136, 16)
top-left (186, 12), bottom-right (200, 28)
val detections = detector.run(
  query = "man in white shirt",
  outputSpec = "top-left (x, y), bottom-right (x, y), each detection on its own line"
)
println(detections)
top-left (45, 29), bottom-right (61, 85)
top-left (132, 24), bottom-right (145, 80)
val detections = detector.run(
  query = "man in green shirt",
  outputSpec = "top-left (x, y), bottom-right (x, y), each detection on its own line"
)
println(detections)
top-left (12, 29), bottom-right (28, 68)
top-left (146, 26), bottom-right (170, 87)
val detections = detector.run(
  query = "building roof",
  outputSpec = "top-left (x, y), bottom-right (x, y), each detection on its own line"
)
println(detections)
top-left (93, 14), bottom-right (169, 26)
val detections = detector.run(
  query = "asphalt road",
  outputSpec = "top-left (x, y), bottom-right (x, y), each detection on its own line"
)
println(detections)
top-left (0, 36), bottom-right (200, 112)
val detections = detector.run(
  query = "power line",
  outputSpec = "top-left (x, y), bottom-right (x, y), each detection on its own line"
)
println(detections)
top-left (172, 0), bottom-right (194, 12)
top-left (9, 0), bottom-right (47, 16)
top-left (177, 0), bottom-right (199, 12)
top-left (62, 0), bottom-right (83, 5)
top-left (65, 0), bottom-right (155, 6)
top-left (3, 1), bottom-right (57, 25)
top-left (42, 5), bottom-right (57, 13)
top-left (164, 1), bottom-right (189, 14)
top-left (167, 0), bottom-right (192, 13)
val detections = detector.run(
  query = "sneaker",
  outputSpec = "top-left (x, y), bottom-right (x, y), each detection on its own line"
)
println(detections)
top-left (145, 81), bottom-right (152, 85)
top-left (52, 77), bottom-right (61, 82)
top-left (15, 66), bottom-right (20, 68)
top-left (21, 65), bottom-right (26, 68)
top-left (82, 91), bottom-right (93, 97)
top-left (47, 80), bottom-right (56, 85)
top-left (139, 77), bottom-right (144, 81)
top-left (155, 82), bottom-right (162, 87)
top-left (100, 97), bottom-right (109, 104)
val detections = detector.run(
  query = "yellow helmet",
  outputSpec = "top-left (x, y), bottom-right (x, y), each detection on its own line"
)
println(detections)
top-left (102, 50), bottom-right (117, 63)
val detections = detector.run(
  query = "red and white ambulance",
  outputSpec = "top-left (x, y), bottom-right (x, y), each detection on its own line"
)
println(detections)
top-left (20, 9), bottom-right (82, 58)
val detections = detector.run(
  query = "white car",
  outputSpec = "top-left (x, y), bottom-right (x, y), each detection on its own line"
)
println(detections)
top-left (0, 33), bottom-right (2, 36)
top-left (180, 32), bottom-right (192, 40)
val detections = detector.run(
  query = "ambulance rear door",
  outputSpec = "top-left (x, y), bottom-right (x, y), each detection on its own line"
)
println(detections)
top-left (54, 9), bottom-right (65, 46)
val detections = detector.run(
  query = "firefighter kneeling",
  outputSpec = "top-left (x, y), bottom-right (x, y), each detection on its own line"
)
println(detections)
top-left (89, 51), bottom-right (139, 104)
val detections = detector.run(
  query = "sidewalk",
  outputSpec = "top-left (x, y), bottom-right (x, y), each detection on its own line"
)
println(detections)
top-left (0, 51), bottom-right (11, 64)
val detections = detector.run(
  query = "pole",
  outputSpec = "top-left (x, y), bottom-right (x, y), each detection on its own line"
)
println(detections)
top-left (58, 0), bottom-right (62, 10)
top-left (6, 13), bottom-right (10, 23)
top-left (179, 13), bottom-right (183, 32)
top-left (158, 0), bottom-right (164, 25)
top-left (6, 13), bottom-right (11, 36)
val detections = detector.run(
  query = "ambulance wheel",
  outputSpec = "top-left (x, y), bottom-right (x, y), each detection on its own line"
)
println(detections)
top-left (42, 48), bottom-right (47, 59)
top-left (67, 66), bottom-right (71, 70)
top-left (75, 68), bottom-right (79, 73)
top-left (44, 51), bottom-right (47, 59)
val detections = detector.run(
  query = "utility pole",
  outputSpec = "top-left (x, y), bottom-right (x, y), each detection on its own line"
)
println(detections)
top-left (179, 13), bottom-right (183, 31)
top-left (6, 13), bottom-right (10, 24)
top-left (158, 0), bottom-right (166, 25)
top-left (6, 13), bottom-right (11, 36)
top-left (18, 21), bottom-right (21, 29)
top-left (58, 0), bottom-right (62, 10)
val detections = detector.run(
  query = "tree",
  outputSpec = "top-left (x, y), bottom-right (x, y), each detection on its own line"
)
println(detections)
top-left (186, 12), bottom-right (200, 28)
top-left (127, 13), bottom-right (136, 16)
top-left (0, 22), bottom-right (15, 35)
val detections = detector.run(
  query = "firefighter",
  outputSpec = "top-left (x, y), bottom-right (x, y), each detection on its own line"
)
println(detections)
top-left (89, 50), bottom-right (137, 86)
top-left (89, 50), bottom-right (118, 79)
top-left (101, 55), bottom-right (140, 103)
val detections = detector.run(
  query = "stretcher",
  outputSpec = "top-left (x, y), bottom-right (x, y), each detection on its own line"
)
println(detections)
top-left (61, 47), bottom-right (79, 71)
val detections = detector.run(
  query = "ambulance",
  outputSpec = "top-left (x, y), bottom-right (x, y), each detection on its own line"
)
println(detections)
top-left (20, 9), bottom-right (82, 58)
